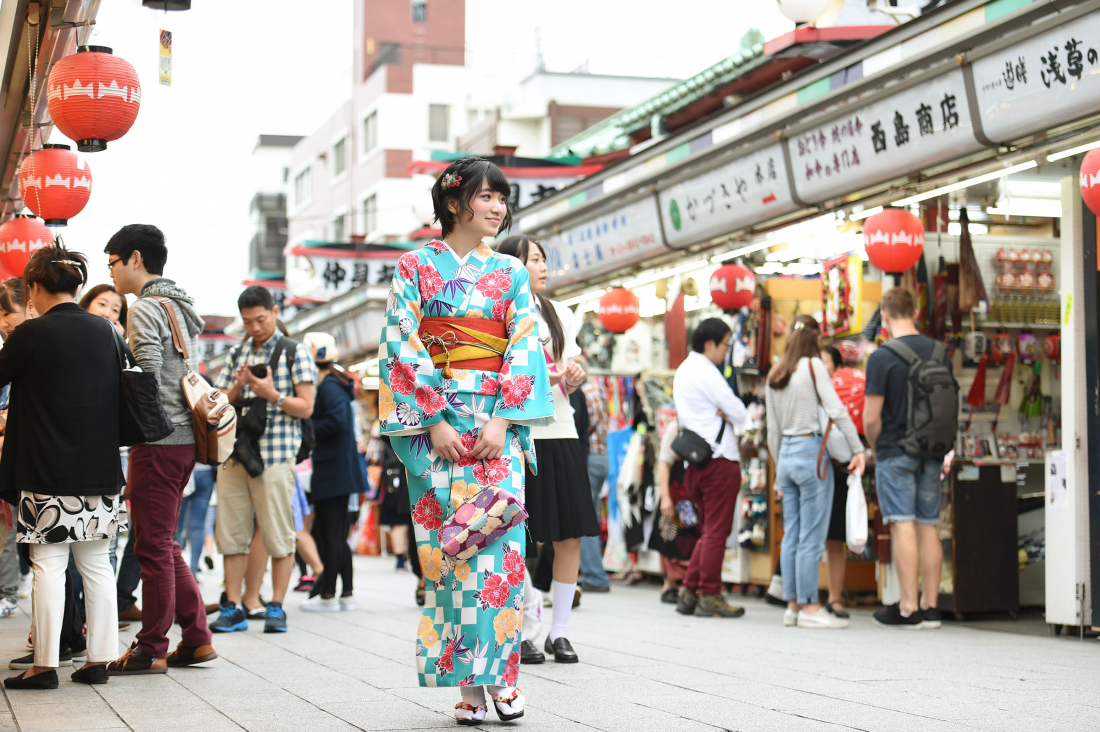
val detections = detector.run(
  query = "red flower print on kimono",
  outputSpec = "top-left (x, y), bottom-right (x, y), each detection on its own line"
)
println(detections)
top-left (474, 570), bottom-right (511, 609)
top-left (499, 374), bottom-right (532, 409)
top-left (491, 298), bottom-right (512, 322)
top-left (502, 652), bottom-right (520, 687)
top-left (475, 269), bottom-right (512, 301)
top-left (436, 637), bottom-right (455, 675)
top-left (478, 376), bottom-right (499, 396)
top-left (412, 494), bottom-right (443, 531)
top-left (430, 240), bottom-right (449, 255)
top-left (418, 263), bottom-right (444, 301)
top-left (472, 458), bottom-right (509, 487)
top-left (502, 547), bottom-right (525, 588)
top-left (386, 354), bottom-right (418, 396)
top-left (398, 252), bottom-right (420, 281)
top-left (456, 429), bottom-right (479, 467)
top-left (414, 385), bottom-right (446, 417)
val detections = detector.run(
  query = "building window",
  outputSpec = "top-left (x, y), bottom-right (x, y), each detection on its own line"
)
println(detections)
top-left (363, 195), bottom-right (377, 237)
top-left (294, 167), bottom-right (312, 206)
top-left (332, 214), bottom-right (346, 242)
top-left (363, 111), bottom-right (378, 154)
top-left (429, 104), bottom-right (449, 142)
top-left (333, 137), bottom-right (346, 176)
top-left (411, 0), bottom-right (426, 23)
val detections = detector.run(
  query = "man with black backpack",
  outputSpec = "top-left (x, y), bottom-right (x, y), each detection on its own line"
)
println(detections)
top-left (212, 287), bottom-right (316, 634)
top-left (864, 288), bottom-right (958, 630)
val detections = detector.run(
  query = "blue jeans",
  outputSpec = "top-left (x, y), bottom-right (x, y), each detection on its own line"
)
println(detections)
top-left (778, 435), bottom-right (833, 605)
top-left (176, 469), bottom-right (215, 574)
top-left (579, 453), bottom-right (610, 587)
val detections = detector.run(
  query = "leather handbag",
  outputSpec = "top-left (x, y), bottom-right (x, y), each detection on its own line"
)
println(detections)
top-left (671, 420), bottom-right (727, 467)
top-left (437, 481), bottom-right (528, 561)
top-left (112, 330), bottom-right (174, 447)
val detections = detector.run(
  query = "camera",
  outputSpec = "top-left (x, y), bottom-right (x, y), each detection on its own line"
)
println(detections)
top-left (249, 364), bottom-right (269, 379)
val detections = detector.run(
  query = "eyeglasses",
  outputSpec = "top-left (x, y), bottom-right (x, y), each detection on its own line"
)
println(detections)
top-left (107, 258), bottom-right (121, 272)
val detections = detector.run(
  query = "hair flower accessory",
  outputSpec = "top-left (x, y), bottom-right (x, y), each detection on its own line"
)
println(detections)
top-left (793, 320), bottom-right (805, 331)
top-left (442, 173), bottom-right (462, 189)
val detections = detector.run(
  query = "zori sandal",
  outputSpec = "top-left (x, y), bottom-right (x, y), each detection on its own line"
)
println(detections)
top-left (454, 702), bottom-right (487, 726)
top-left (492, 688), bottom-right (526, 721)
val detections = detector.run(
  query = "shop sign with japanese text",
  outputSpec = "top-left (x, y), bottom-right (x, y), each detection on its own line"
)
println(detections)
top-left (285, 255), bottom-right (399, 302)
top-left (510, 177), bottom-right (579, 213)
top-left (789, 69), bottom-right (982, 204)
top-left (972, 11), bottom-right (1100, 144)
top-left (658, 144), bottom-right (797, 247)
top-left (543, 197), bottom-right (664, 289)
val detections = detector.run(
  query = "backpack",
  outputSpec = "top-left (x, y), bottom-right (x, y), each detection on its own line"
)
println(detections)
top-left (881, 339), bottom-right (959, 461)
top-left (152, 298), bottom-right (238, 466)
top-left (230, 333), bottom-right (315, 464)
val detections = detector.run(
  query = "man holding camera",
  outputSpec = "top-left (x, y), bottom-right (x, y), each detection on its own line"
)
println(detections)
top-left (212, 287), bottom-right (316, 633)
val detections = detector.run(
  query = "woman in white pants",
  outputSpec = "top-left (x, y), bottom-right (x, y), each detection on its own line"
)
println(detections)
top-left (0, 247), bottom-right (124, 689)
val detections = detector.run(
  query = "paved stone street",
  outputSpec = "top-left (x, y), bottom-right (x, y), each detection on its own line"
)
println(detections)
top-left (0, 551), bottom-right (1097, 731)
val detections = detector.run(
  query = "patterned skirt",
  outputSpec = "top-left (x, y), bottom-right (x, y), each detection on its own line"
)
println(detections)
top-left (17, 492), bottom-right (127, 544)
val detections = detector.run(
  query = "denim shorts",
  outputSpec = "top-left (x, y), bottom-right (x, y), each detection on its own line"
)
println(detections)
top-left (875, 454), bottom-right (943, 525)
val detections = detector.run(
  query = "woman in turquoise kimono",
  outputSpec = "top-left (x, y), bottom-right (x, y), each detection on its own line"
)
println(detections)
top-left (379, 157), bottom-right (553, 725)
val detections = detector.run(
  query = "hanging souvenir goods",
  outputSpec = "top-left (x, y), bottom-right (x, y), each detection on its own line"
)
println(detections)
top-left (1080, 147), bottom-right (1100, 215)
top-left (1042, 333), bottom-right (1061, 363)
top-left (709, 263), bottom-right (754, 311)
top-left (990, 331), bottom-right (1014, 364)
top-left (18, 145), bottom-right (91, 226)
top-left (1017, 330), bottom-right (1037, 364)
top-left (46, 46), bottom-right (141, 153)
top-left (0, 214), bottom-right (53, 276)
top-left (598, 288), bottom-right (640, 333)
top-left (862, 207), bottom-right (924, 273)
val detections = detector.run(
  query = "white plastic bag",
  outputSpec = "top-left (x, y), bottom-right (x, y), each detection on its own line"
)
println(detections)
top-left (845, 471), bottom-right (868, 555)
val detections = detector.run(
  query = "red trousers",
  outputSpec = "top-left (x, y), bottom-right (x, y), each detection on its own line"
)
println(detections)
top-left (682, 458), bottom-right (741, 596)
top-left (129, 444), bottom-right (212, 657)
top-left (660, 555), bottom-right (689, 584)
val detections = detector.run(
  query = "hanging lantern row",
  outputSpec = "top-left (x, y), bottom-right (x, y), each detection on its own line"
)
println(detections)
top-left (862, 207), bottom-right (925, 274)
top-left (0, 214), bottom-right (53, 277)
top-left (709, 263), bottom-right (755, 311)
top-left (47, 46), bottom-right (141, 153)
top-left (18, 144), bottom-right (92, 226)
top-left (598, 288), bottom-right (640, 333)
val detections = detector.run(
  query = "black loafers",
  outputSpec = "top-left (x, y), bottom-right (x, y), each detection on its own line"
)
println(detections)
top-left (543, 636), bottom-right (578, 663)
top-left (5, 670), bottom-right (58, 689)
top-left (71, 665), bottom-right (109, 685)
top-left (520, 639), bottom-right (545, 665)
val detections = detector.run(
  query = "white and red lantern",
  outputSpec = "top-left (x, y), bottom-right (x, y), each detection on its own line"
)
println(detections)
top-left (18, 144), bottom-right (92, 226)
top-left (862, 207), bottom-right (925, 273)
top-left (0, 214), bottom-right (53, 277)
top-left (709, 263), bottom-right (755, 311)
top-left (598, 288), bottom-right (640, 333)
top-left (1081, 148), bottom-right (1100, 215)
top-left (47, 46), bottom-right (141, 153)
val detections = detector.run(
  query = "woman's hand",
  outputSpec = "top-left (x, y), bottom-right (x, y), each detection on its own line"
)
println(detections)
top-left (470, 417), bottom-right (509, 461)
top-left (428, 420), bottom-right (466, 462)
top-left (547, 370), bottom-right (564, 386)
top-left (847, 451), bottom-right (867, 475)
top-left (562, 362), bottom-right (586, 387)
top-left (660, 491), bottom-right (675, 520)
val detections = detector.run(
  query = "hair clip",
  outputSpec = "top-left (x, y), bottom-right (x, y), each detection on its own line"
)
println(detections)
top-left (441, 173), bottom-right (462, 189)
top-left (793, 321), bottom-right (805, 331)
top-left (55, 260), bottom-right (81, 266)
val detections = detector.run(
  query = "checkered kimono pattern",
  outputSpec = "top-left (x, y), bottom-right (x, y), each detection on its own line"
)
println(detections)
top-left (379, 240), bottom-right (553, 688)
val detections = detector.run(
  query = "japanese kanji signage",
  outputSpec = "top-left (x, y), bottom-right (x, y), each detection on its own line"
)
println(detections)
top-left (542, 198), bottom-right (664, 289)
top-left (789, 69), bottom-right (982, 204)
top-left (657, 144), bottom-right (796, 247)
top-left (972, 10), bottom-right (1100, 144)
top-left (509, 177), bottom-right (579, 213)
top-left (285, 254), bottom-right (399, 303)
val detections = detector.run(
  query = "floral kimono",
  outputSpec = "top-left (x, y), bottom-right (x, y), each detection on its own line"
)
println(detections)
top-left (379, 239), bottom-right (553, 688)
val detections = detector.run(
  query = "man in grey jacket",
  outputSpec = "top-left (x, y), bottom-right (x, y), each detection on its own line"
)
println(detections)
top-left (104, 225), bottom-right (217, 676)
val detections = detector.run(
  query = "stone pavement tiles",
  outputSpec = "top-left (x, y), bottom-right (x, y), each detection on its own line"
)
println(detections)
top-left (0, 551), bottom-right (1096, 730)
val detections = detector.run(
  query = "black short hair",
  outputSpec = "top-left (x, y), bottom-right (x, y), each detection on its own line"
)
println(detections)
top-left (25, 244), bottom-right (88, 295)
top-left (103, 224), bottom-right (168, 276)
top-left (822, 344), bottom-right (842, 370)
top-left (691, 317), bottom-right (731, 353)
top-left (431, 157), bottom-right (512, 238)
top-left (238, 285), bottom-right (275, 312)
top-left (0, 279), bottom-right (24, 315)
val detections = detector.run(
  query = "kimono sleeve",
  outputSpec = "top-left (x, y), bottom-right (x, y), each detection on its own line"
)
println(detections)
top-left (378, 251), bottom-right (450, 436)
top-left (492, 265), bottom-right (554, 427)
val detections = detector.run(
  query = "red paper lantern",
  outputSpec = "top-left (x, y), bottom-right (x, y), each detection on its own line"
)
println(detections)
top-left (1081, 148), bottom-right (1100, 215)
top-left (709, 264), bottom-right (755, 311)
top-left (18, 144), bottom-right (92, 226)
top-left (1043, 333), bottom-right (1061, 363)
top-left (47, 46), bottom-right (141, 153)
top-left (862, 207), bottom-right (925, 273)
top-left (0, 214), bottom-right (54, 277)
top-left (598, 288), bottom-right (640, 333)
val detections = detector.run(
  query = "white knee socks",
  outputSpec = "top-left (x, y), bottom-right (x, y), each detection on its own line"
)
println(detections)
top-left (549, 580), bottom-right (576, 642)
top-left (522, 569), bottom-right (541, 641)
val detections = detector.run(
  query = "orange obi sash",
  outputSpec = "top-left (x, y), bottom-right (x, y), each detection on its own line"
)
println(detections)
top-left (418, 317), bottom-right (508, 377)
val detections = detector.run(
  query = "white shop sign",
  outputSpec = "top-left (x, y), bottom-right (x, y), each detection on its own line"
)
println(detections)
top-left (790, 69), bottom-right (982, 205)
top-left (285, 254), bottom-right (399, 302)
top-left (972, 10), bottom-right (1100, 144)
top-left (543, 197), bottom-right (665, 289)
top-left (510, 177), bottom-right (580, 212)
top-left (658, 144), bottom-right (797, 247)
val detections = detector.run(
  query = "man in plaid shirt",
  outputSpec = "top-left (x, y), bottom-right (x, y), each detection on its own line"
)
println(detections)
top-left (212, 287), bottom-right (317, 633)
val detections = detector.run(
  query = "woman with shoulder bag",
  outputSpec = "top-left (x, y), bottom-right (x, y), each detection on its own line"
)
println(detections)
top-left (765, 316), bottom-right (865, 630)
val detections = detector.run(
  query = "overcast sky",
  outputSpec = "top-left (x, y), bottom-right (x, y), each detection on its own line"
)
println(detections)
top-left (50, 0), bottom-right (793, 317)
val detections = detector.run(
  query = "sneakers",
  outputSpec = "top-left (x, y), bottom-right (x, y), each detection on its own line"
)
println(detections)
top-left (107, 644), bottom-right (167, 675)
top-left (873, 603), bottom-right (923, 630)
top-left (675, 587), bottom-right (698, 616)
top-left (339, 595), bottom-right (356, 612)
top-left (210, 604), bottom-right (248, 633)
top-left (797, 607), bottom-right (849, 629)
top-left (10, 649), bottom-right (72, 669)
top-left (264, 601), bottom-right (287, 633)
top-left (695, 594), bottom-right (746, 618)
top-left (17, 574), bottom-right (30, 598)
top-left (783, 608), bottom-right (797, 627)
top-left (764, 574), bottom-right (786, 607)
top-left (300, 595), bottom-right (339, 612)
top-left (244, 604), bottom-right (267, 621)
top-left (166, 642), bottom-right (219, 667)
top-left (921, 607), bottom-right (942, 629)
top-left (0, 598), bottom-right (19, 617)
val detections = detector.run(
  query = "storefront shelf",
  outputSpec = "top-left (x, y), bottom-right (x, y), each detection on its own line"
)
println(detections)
top-left (977, 321), bottom-right (1060, 329)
